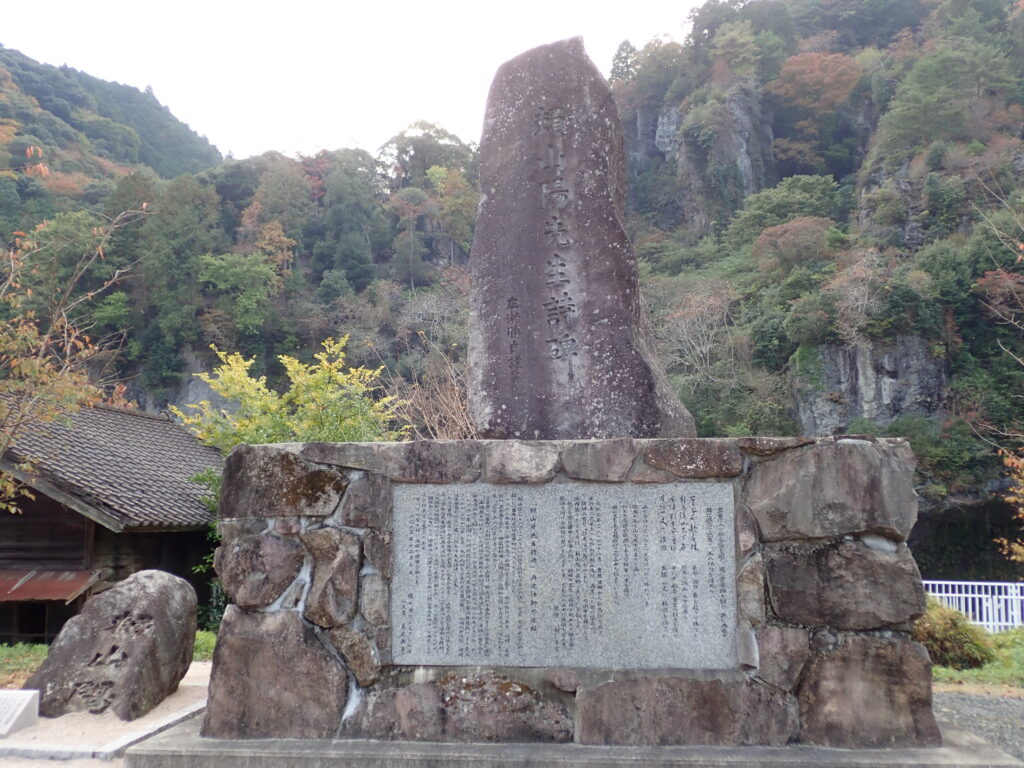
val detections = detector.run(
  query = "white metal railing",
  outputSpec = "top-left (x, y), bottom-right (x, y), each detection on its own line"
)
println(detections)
top-left (923, 580), bottom-right (1024, 634)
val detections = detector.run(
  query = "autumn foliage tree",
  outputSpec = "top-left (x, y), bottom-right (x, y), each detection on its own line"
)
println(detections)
top-left (1, 210), bottom-right (143, 512)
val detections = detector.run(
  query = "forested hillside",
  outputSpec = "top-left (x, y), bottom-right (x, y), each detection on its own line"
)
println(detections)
top-left (610, 0), bottom-right (1024, 577)
top-left (0, 44), bottom-right (221, 236)
top-left (3, 0), bottom-right (1024, 577)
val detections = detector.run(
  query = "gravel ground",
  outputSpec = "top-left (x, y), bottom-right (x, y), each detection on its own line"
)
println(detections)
top-left (934, 692), bottom-right (1024, 761)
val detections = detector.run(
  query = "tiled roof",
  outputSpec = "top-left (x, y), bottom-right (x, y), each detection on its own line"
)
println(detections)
top-left (4, 405), bottom-right (222, 531)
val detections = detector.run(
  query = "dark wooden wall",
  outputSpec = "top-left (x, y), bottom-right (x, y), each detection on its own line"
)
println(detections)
top-left (0, 494), bottom-right (91, 569)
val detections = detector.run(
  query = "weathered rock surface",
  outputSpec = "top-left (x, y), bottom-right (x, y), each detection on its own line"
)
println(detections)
top-left (214, 533), bottom-right (304, 609)
top-left (360, 572), bottom-right (389, 626)
top-left (468, 37), bottom-right (694, 440)
top-left (560, 438), bottom-right (637, 481)
top-left (345, 675), bottom-right (572, 742)
top-left (735, 436), bottom-right (814, 456)
top-left (795, 335), bottom-right (947, 436)
top-left (797, 635), bottom-right (941, 747)
top-left (304, 441), bottom-right (481, 483)
top-left (25, 570), bottom-right (196, 721)
top-left (482, 440), bottom-right (561, 483)
top-left (329, 625), bottom-right (381, 687)
top-left (765, 540), bottom-right (925, 630)
top-left (364, 529), bottom-right (393, 579)
top-left (576, 676), bottom-right (797, 746)
top-left (302, 528), bottom-right (361, 627)
top-left (736, 553), bottom-right (766, 623)
top-left (202, 607), bottom-right (347, 739)
top-left (644, 439), bottom-right (743, 478)
top-left (743, 439), bottom-right (918, 541)
top-left (336, 471), bottom-right (391, 528)
top-left (439, 675), bottom-right (572, 742)
top-left (673, 82), bottom-right (775, 237)
top-left (219, 444), bottom-right (347, 518)
top-left (755, 625), bottom-right (810, 691)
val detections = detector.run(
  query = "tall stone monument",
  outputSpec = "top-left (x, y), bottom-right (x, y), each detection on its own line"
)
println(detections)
top-left (469, 37), bottom-right (695, 439)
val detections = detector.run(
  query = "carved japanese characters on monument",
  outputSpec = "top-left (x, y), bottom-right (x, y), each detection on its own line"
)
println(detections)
top-left (392, 482), bottom-right (737, 670)
top-left (469, 37), bottom-right (696, 439)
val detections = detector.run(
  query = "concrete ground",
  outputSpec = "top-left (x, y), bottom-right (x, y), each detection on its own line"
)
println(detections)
top-left (0, 661), bottom-right (211, 767)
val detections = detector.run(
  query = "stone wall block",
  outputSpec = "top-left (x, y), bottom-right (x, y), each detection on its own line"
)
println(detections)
top-left (629, 464), bottom-right (680, 483)
top-left (765, 540), bottom-right (925, 630)
top-left (735, 504), bottom-right (759, 559)
top-left (736, 436), bottom-right (815, 456)
top-left (736, 553), bottom-right (766, 623)
top-left (218, 517), bottom-right (267, 543)
top-left (361, 573), bottom-right (390, 627)
top-left (364, 529), bottom-right (393, 579)
top-left (337, 472), bottom-right (392, 529)
top-left (271, 517), bottom-right (303, 536)
top-left (367, 625), bottom-right (392, 666)
top-left (743, 439), bottom-right (917, 541)
top-left (329, 625), bottom-right (381, 687)
top-left (643, 439), bottom-right (743, 478)
top-left (439, 675), bottom-right (573, 742)
top-left (214, 533), bottom-right (304, 609)
top-left (482, 440), bottom-right (561, 483)
top-left (576, 676), bottom-right (797, 746)
top-left (301, 528), bottom-right (362, 628)
top-left (302, 442), bottom-right (382, 471)
top-left (797, 635), bottom-right (941, 747)
top-left (202, 606), bottom-right (348, 739)
top-left (755, 625), bottom-right (810, 691)
top-left (560, 439), bottom-right (637, 482)
top-left (220, 444), bottom-right (348, 518)
top-left (737, 623), bottom-right (759, 669)
top-left (395, 683), bottom-right (445, 740)
top-left (380, 441), bottom-right (481, 483)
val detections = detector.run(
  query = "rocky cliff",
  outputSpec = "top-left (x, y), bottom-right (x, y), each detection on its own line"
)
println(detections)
top-left (793, 336), bottom-right (946, 436)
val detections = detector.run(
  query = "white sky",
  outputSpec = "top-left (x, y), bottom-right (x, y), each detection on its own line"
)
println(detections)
top-left (1, 1), bottom-right (699, 160)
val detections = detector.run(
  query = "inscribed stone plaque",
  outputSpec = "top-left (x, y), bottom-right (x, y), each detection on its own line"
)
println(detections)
top-left (391, 482), bottom-right (737, 669)
top-left (0, 689), bottom-right (38, 738)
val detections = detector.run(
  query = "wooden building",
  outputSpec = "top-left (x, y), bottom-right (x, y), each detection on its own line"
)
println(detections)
top-left (0, 405), bottom-right (221, 643)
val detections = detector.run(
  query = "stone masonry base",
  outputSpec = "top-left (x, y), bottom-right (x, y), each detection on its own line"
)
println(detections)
top-left (126, 718), bottom-right (1024, 768)
top-left (204, 437), bottom-right (940, 748)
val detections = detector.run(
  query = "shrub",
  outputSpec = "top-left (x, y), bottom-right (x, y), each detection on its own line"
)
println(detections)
top-left (194, 630), bottom-right (217, 661)
top-left (912, 597), bottom-right (996, 669)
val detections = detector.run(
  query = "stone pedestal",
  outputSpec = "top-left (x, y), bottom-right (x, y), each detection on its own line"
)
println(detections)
top-left (203, 436), bottom-right (940, 750)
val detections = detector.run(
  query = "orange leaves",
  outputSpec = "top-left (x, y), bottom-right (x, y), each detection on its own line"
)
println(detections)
top-left (768, 53), bottom-right (862, 114)
top-left (975, 269), bottom-right (1024, 326)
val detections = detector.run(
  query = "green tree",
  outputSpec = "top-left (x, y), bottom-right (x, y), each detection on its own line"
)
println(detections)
top-left (171, 337), bottom-right (406, 453)
top-left (380, 122), bottom-right (476, 192)
top-left (198, 251), bottom-right (279, 337)
top-left (610, 41), bottom-right (638, 83)
top-left (425, 165), bottom-right (477, 260)
top-left (726, 175), bottom-right (839, 246)
top-left (877, 40), bottom-right (1015, 152)
top-left (140, 175), bottom-right (227, 348)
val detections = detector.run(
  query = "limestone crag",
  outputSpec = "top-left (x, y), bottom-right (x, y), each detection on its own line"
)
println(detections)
top-left (468, 37), bottom-right (694, 440)
top-left (794, 335), bottom-right (947, 436)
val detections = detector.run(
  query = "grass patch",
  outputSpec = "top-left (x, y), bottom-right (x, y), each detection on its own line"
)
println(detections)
top-left (194, 630), bottom-right (217, 661)
top-left (0, 643), bottom-right (48, 688)
top-left (1, 629), bottom-right (217, 686)
top-left (933, 627), bottom-right (1024, 688)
